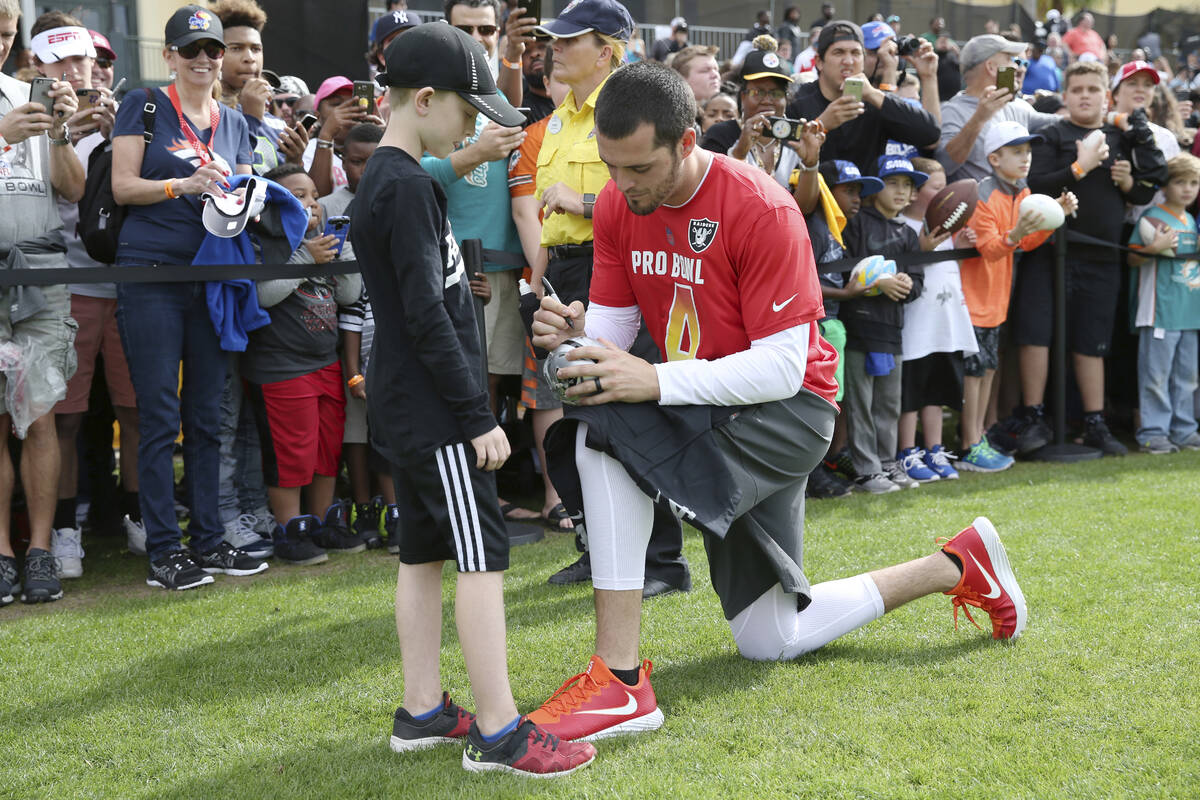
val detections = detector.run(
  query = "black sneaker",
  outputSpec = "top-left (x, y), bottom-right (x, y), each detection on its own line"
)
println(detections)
top-left (806, 463), bottom-right (853, 499)
top-left (274, 516), bottom-right (329, 566)
top-left (1082, 417), bottom-right (1128, 456)
top-left (20, 548), bottom-right (63, 603)
top-left (461, 718), bottom-right (596, 777)
top-left (547, 553), bottom-right (591, 585)
top-left (384, 504), bottom-right (401, 555)
top-left (390, 692), bottom-right (476, 752)
top-left (986, 415), bottom-right (1023, 455)
top-left (0, 553), bottom-right (20, 607)
top-left (194, 540), bottom-right (269, 576)
top-left (147, 550), bottom-right (214, 591)
top-left (352, 501), bottom-right (384, 550)
top-left (315, 501), bottom-right (367, 553)
top-left (823, 448), bottom-right (856, 480)
top-left (1013, 407), bottom-right (1053, 455)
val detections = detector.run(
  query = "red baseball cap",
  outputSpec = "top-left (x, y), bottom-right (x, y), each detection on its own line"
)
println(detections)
top-left (89, 30), bottom-right (117, 61)
top-left (314, 76), bottom-right (353, 107)
top-left (1112, 60), bottom-right (1159, 90)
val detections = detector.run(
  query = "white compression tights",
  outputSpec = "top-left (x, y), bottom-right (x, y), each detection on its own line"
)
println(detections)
top-left (575, 423), bottom-right (655, 590)
top-left (730, 577), bottom-right (886, 661)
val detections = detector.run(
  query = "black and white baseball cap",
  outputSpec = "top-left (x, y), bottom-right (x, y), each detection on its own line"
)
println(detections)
top-left (379, 22), bottom-right (526, 127)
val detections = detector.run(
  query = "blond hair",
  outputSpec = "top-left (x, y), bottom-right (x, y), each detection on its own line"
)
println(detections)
top-left (670, 45), bottom-right (719, 78)
top-left (595, 32), bottom-right (626, 71)
top-left (1167, 152), bottom-right (1200, 183)
top-left (0, 0), bottom-right (20, 20)
top-left (1062, 60), bottom-right (1107, 91)
top-left (910, 156), bottom-right (943, 175)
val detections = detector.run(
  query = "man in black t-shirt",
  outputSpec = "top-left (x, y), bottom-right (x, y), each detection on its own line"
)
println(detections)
top-left (351, 22), bottom-right (595, 778)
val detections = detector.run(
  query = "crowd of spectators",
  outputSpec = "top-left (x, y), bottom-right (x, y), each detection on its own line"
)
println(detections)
top-left (0, 0), bottom-right (1198, 605)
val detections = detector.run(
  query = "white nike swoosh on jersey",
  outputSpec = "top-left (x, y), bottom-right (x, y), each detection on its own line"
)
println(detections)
top-left (772, 294), bottom-right (798, 312)
top-left (575, 691), bottom-right (638, 716)
top-left (970, 552), bottom-right (1003, 599)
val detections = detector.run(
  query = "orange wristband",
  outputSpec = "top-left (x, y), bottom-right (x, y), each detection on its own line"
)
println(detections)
top-left (348, 374), bottom-right (365, 388)
top-left (164, 179), bottom-right (177, 199)
top-left (501, 57), bottom-right (520, 69)
top-left (1070, 161), bottom-right (1086, 181)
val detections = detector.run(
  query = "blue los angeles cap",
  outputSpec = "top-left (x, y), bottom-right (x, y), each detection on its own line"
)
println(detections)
top-left (875, 155), bottom-right (929, 187)
top-left (819, 159), bottom-right (884, 196)
top-left (536, 0), bottom-right (635, 42)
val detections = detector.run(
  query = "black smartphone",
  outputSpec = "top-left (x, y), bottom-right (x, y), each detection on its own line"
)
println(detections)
top-left (299, 113), bottom-right (319, 132)
top-left (996, 66), bottom-right (1016, 97)
top-left (352, 80), bottom-right (375, 113)
top-left (323, 215), bottom-right (351, 256)
top-left (29, 76), bottom-right (56, 116)
top-left (524, 0), bottom-right (542, 23)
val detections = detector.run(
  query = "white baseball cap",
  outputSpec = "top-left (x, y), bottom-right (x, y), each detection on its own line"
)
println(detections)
top-left (984, 120), bottom-right (1043, 156)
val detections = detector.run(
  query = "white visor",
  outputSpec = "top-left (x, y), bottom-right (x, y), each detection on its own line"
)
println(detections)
top-left (30, 27), bottom-right (97, 64)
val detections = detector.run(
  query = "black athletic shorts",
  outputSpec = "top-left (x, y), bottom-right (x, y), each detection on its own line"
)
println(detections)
top-left (964, 324), bottom-right (1002, 377)
top-left (1013, 250), bottom-right (1121, 357)
top-left (901, 351), bottom-right (964, 412)
top-left (391, 442), bottom-right (509, 572)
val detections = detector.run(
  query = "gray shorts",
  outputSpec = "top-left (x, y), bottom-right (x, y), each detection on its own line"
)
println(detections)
top-left (0, 283), bottom-right (77, 417)
top-left (964, 324), bottom-right (1002, 377)
top-left (705, 389), bottom-right (836, 620)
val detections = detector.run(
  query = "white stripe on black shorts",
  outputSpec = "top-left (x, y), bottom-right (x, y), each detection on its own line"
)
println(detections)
top-left (391, 442), bottom-right (510, 572)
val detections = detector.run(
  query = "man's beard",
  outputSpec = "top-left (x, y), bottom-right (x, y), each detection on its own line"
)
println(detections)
top-left (625, 153), bottom-right (682, 216)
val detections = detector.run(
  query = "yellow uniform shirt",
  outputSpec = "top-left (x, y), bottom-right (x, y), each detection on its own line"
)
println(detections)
top-left (535, 75), bottom-right (613, 247)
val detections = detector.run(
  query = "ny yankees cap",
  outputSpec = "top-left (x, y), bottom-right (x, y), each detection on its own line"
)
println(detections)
top-left (380, 22), bottom-right (526, 127)
top-left (165, 5), bottom-right (224, 49)
top-left (374, 9), bottom-right (421, 45)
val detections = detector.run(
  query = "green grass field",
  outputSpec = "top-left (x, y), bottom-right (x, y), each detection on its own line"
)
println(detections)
top-left (2, 452), bottom-right (1198, 799)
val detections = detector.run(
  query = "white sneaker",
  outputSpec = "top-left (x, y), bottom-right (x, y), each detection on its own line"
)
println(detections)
top-left (124, 514), bottom-right (147, 555)
top-left (883, 460), bottom-right (921, 489)
top-left (246, 508), bottom-right (277, 538)
top-left (224, 514), bottom-right (274, 560)
top-left (51, 527), bottom-right (84, 579)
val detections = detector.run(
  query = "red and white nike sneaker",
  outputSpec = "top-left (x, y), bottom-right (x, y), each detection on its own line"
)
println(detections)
top-left (940, 516), bottom-right (1027, 640)
top-left (527, 655), bottom-right (664, 741)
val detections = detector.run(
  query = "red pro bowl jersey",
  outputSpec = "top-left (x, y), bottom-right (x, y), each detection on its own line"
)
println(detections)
top-left (590, 153), bottom-right (838, 405)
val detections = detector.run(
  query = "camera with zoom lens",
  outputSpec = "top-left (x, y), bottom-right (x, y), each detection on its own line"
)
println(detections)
top-left (896, 34), bottom-right (922, 57)
top-left (766, 116), bottom-right (805, 141)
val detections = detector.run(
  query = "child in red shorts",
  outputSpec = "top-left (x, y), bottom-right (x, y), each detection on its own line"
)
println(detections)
top-left (243, 163), bottom-right (361, 564)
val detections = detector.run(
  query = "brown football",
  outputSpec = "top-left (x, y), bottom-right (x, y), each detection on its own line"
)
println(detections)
top-left (925, 178), bottom-right (978, 234)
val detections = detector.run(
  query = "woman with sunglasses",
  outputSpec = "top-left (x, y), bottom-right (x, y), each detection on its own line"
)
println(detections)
top-left (110, 5), bottom-right (262, 591)
top-left (700, 37), bottom-right (823, 210)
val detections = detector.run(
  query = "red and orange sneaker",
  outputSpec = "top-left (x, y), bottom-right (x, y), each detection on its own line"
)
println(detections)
top-left (527, 655), bottom-right (663, 741)
top-left (461, 718), bottom-right (596, 778)
top-left (939, 516), bottom-right (1027, 640)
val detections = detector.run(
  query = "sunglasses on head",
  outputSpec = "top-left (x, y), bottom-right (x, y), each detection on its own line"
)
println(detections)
top-left (96, 57), bottom-right (113, 69)
top-left (172, 40), bottom-right (225, 60)
top-left (455, 24), bottom-right (498, 36)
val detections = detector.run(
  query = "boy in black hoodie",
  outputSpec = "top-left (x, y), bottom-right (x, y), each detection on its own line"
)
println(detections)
top-left (840, 155), bottom-right (950, 493)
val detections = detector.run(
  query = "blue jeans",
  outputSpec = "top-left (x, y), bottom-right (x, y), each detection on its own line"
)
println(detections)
top-left (1137, 327), bottom-right (1199, 444)
top-left (117, 278), bottom-right (227, 560)
top-left (218, 356), bottom-right (268, 525)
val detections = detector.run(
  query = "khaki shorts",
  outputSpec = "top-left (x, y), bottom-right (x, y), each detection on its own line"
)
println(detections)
top-left (57, 294), bottom-right (137, 413)
top-left (0, 283), bottom-right (77, 417)
top-left (483, 271), bottom-right (525, 376)
top-left (343, 384), bottom-right (368, 445)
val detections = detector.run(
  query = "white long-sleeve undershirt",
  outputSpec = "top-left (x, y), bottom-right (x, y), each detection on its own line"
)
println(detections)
top-left (585, 303), bottom-right (811, 407)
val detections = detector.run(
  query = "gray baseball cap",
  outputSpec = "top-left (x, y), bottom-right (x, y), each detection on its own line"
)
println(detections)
top-left (960, 34), bottom-right (1027, 74)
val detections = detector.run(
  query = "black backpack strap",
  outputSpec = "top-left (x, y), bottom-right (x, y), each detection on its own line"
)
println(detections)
top-left (141, 87), bottom-right (156, 144)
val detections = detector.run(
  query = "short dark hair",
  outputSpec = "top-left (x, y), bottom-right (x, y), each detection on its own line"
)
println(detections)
top-left (263, 162), bottom-right (308, 182)
top-left (595, 61), bottom-right (696, 151)
top-left (444, 0), bottom-right (501, 24)
top-left (345, 122), bottom-right (384, 147)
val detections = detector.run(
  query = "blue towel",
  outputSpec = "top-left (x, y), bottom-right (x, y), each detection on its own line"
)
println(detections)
top-left (195, 174), bottom-right (308, 351)
top-left (864, 351), bottom-right (895, 376)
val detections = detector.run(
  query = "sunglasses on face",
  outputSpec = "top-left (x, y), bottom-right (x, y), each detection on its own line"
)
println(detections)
top-left (274, 96), bottom-right (299, 106)
top-left (96, 57), bottom-right (113, 69)
top-left (745, 87), bottom-right (786, 101)
top-left (455, 24), bottom-right (498, 36)
top-left (172, 41), bottom-right (225, 60)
